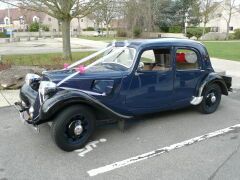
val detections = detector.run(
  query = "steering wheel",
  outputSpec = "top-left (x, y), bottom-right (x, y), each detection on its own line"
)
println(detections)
top-left (102, 62), bottom-right (129, 71)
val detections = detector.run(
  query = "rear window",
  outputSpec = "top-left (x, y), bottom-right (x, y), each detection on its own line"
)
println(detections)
top-left (176, 49), bottom-right (199, 70)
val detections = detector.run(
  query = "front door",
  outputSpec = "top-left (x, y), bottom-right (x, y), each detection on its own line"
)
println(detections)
top-left (126, 48), bottom-right (174, 112)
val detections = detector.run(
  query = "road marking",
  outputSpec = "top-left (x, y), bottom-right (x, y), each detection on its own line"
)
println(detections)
top-left (75, 138), bottom-right (107, 157)
top-left (87, 124), bottom-right (240, 177)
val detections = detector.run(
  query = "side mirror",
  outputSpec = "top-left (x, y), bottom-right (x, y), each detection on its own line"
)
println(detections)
top-left (137, 62), bottom-right (144, 71)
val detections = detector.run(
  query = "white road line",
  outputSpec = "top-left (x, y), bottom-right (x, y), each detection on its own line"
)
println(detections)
top-left (87, 124), bottom-right (240, 177)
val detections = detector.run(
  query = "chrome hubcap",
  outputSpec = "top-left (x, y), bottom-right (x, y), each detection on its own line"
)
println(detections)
top-left (74, 121), bottom-right (83, 136)
top-left (211, 95), bottom-right (216, 103)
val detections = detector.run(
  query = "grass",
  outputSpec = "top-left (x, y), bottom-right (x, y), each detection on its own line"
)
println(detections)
top-left (203, 41), bottom-right (240, 61)
top-left (79, 35), bottom-right (127, 42)
top-left (2, 51), bottom-right (96, 68)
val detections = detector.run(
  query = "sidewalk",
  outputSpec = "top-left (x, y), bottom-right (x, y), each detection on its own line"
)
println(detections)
top-left (0, 90), bottom-right (19, 107)
top-left (211, 58), bottom-right (240, 89)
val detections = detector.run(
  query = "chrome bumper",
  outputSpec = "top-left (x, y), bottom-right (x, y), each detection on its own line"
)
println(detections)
top-left (14, 101), bottom-right (39, 133)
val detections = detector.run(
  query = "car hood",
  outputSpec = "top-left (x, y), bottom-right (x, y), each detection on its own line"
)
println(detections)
top-left (42, 69), bottom-right (124, 83)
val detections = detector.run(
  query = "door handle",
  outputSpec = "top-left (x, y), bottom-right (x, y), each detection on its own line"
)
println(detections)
top-left (135, 71), bottom-right (144, 76)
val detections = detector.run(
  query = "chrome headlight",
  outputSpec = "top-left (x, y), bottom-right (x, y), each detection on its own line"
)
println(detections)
top-left (39, 81), bottom-right (57, 96)
top-left (25, 73), bottom-right (41, 85)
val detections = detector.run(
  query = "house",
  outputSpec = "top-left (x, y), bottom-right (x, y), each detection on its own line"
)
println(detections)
top-left (202, 0), bottom-right (240, 33)
top-left (0, 8), bottom-right (95, 33)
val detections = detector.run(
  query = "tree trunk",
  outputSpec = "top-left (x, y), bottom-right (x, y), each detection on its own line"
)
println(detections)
top-left (62, 18), bottom-right (72, 61)
top-left (202, 22), bottom-right (206, 36)
top-left (226, 21), bottom-right (230, 40)
top-left (77, 17), bottom-right (81, 37)
top-left (106, 25), bottom-right (109, 37)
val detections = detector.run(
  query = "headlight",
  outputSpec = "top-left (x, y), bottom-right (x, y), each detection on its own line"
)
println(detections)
top-left (39, 81), bottom-right (57, 96)
top-left (25, 73), bottom-right (41, 85)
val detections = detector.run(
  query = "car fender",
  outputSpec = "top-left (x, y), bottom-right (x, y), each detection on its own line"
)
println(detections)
top-left (37, 89), bottom-right (133, 125)
top-left (198, 72), bottom-right (228, 96)
top-left (191, 72), bottom-right (228, 105)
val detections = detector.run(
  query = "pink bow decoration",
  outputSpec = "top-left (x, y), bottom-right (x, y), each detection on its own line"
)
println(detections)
top-left (64, 63), bottom-right (69, 69)
top-left (76, 65), bottom-right (86, 73)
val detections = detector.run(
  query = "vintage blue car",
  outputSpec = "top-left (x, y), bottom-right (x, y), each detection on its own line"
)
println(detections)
top-left (16, 38), bottom-right (232, 151)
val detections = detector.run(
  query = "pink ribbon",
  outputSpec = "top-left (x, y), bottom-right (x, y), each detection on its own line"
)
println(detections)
top-left (76, 65), bottom-right (86, 73)
top-left (64, 63), bottom-right (69, 69)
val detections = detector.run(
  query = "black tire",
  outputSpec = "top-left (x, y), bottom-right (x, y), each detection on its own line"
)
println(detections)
top-left (51, 105), bottom-right (95, 152)
top-left (198, 83), bottom-right (222, 114)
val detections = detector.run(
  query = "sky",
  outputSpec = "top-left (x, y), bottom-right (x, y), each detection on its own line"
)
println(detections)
top-left (0, 1), bottom-right (18, 10)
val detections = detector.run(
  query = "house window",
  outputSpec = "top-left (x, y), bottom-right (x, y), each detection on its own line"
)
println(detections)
top-left (211, 27), bottom-right (219, 32)
top-left (176, 49), bottom-right (199, 70)
top-left (140, 49), bottom-right (172, 72)
top-left (48, 18), bottom-right (51, 22)
top-left (4, 17), bottom-right (10, 25)
top-left (33, 16), bottom-right (39, 22)
top-left (229, 26), bottom-right (233, 31)
top-left (81, 19), bottom-right (84, 22)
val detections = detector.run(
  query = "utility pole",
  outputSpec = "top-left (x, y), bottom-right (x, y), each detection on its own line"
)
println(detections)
top-left (184, 12), bottom-right (189, 37)
top-left (7, 4), bottom-right (13, 41)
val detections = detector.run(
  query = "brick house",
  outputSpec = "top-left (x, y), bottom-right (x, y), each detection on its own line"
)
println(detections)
top-left (0, 8), bottom-right (95, 33)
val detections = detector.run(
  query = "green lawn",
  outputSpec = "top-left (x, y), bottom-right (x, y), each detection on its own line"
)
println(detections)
top-left (2, 51), bottom-right (96, 68)
top-left (203, 41), bottom-right (240, 61)
top-left (79, 35), bottom-right (127, 42)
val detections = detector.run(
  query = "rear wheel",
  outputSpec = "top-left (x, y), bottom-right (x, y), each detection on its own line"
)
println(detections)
top-left (198, 83), bottom-right (222, 114)
top-left (51, 105), bottom-right (95, 152)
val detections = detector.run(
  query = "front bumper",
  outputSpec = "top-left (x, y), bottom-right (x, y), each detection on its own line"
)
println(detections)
top-left (16, 83), bottom-right (40, 124)
top-left (14, 101), bottom-right (39, 132)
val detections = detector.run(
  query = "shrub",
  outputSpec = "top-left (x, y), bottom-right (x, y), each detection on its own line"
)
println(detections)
top-left (133, 27), bottom-right (142, 37)
top-left (29, 22), bottom-right (40, 32)
top-left (41, 24), bottom-right (50, 32)
top-left (0, 32), bottom-right (9, 38)
top-left (160, 26), bottom-right (169, 33)
top-left (169, 26), bottom-right (182, 33)
top-left (186, 27), bottom-right (210, 40)
top-left (234, 29), bottom-right (240, 39)
top-left (117, 29), bottom-right (127, 37)
top-left (83, 27), bottom-right (95, 31)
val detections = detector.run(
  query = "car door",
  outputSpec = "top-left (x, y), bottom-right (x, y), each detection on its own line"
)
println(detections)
top-left (126, 48), bottom-right (174, 112)
top-left (173, 47), bottom-right (206, 105)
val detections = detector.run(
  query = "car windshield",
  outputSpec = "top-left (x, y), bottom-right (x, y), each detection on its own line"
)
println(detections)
top-left (88, 47), bottom-right (136, 72)
top-left (66, 45), bottom-right (136, 73)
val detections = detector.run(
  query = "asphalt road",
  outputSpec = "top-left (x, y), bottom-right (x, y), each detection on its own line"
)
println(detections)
top-left (0, 93), bottom-right (240, 180)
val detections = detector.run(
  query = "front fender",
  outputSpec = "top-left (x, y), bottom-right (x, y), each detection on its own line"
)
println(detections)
top-left (36, 90), bottom-right (132, 125)
top-left (197, 72), bottom-right (229, 97)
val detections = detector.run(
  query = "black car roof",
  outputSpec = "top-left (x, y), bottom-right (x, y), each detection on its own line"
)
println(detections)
top-left (116, 38), bottom-right (205, 50)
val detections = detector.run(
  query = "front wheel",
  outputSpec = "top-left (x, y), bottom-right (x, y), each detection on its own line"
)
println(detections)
top-left (198, 83), bottom-right (222, 114)
top-left (51, 105), bottom-right (95, 152)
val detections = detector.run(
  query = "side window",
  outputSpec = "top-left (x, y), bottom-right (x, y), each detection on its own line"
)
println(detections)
top-left (176, 49), bottom-right (199, 70)
top-left (140, 49), bottom-right (171, 72)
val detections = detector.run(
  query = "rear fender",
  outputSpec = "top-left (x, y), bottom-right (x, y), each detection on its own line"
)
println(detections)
top-left (198, 72), bottom-right (228, 96)
top-left (191, 73), bottom-right (228, 105)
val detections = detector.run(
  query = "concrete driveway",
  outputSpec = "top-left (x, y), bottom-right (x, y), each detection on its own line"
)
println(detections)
top-left (0, 38), bottom-right (107, 55)
top-left (0, 93), bottom-right (240, 180)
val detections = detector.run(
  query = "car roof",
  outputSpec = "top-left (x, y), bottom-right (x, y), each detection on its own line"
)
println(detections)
top-left (116, 38), bottom-right (205, 50)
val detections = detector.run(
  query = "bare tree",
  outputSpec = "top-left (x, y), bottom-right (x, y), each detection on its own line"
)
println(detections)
top-left (0, 0), bottom-right (100, 60)
top-left (91, 0), bottom-right (119, 36)
top-left (200, 0), bottom-right (220, 36)
top-left (220, 0), bottom-right (238, 40)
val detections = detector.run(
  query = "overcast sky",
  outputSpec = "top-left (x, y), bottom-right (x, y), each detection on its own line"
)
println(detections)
top-left (0, 0), bottom-right (239, 10)
top-left (0, 1), bottom-right (18, 10)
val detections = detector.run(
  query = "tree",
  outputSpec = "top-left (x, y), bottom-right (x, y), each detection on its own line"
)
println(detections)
top-left (200, 0), bottom-right (219, 36)
top-left (0, 0), bottom-right (100, 60)
top-left (153, 0), bottom-right (201, 32)
top-left (91, 0), bottom-right (120, 36)
top-left (220, 0), bottom-right (238, 40)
